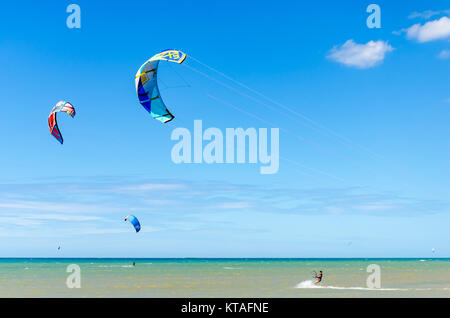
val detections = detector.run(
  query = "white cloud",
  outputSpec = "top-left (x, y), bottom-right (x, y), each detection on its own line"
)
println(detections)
top-left (327, 40), bottom-right (393, 69)
top-left (406, 16), bottom-right (450, 42)
top-left (438, 49), bottom-right (450, 59)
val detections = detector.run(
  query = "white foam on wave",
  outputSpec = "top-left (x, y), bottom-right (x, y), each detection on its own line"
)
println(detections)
top-left (223, 267), bottom-right (241, 270)
top-left (294, 280), bottom-right (407, 291)
top-left (295, 280), bottom-right (322, 289)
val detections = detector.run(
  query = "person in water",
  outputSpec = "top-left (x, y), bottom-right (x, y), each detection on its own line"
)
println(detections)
top-left (132, 261), bottom-right (136, 267)
top-left (314, 271), bottom-right (323, 284)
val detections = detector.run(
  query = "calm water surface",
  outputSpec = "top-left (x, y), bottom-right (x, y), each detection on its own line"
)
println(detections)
top-left (0, 258), bottom-right (448, 297)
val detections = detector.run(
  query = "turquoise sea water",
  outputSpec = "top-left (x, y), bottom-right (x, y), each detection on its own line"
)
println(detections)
top-left (0, 258), bottom-right (449, 297)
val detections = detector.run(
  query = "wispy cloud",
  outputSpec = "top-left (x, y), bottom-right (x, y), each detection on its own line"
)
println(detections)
top-left (0, 200), bottom-right (120, 214)
top-left (115, 183), bottom-right (187, 193)
top-left (403, 16), bottom-right (450, 42)
top-left (0, 217), bottom-right (43, 227)
top-left (25, 214), bottom-right (102, 221)
top-left (0, 214), bottom-right (101, 228)
top-left (327, 40), bottom-right (393, 69)
top-left (438, 49), bottom-right (450, 59)
top-left (0, 178), bottom-right (447, 225)
top-left (408, 9), bottom-right (450, 20)
top-left (209, 202), bottom-right (254, 210)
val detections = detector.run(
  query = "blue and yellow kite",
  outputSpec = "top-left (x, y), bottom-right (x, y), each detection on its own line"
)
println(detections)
top-left (135, 49), bottom-right (187, 123)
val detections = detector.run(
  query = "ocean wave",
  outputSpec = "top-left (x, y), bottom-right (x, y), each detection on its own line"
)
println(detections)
top-left (98, 264), bottom-right (135, 268)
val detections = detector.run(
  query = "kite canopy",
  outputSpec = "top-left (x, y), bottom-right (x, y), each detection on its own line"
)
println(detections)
top-left (135, 49), bottom-right (187, 123)
top-left (125, 214), bottom-right (141, 233)
top-left (48, 101), bottom-right (76, 144)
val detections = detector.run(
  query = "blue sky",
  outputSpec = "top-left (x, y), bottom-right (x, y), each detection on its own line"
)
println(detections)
top-left (0, 1), bottom-right (449, 257)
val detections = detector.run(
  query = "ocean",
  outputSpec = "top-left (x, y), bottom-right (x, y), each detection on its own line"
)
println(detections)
top-left (0, 258), bottom-right (448, 297)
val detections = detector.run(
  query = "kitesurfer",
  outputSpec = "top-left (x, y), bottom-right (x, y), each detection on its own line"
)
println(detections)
top-left (314, 271), bottom-right (323, 284)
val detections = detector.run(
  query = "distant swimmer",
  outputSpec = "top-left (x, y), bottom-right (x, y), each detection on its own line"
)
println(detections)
top-left (313, 270), bottom-right (323, 284)
top-left (133, 261), bottom-right (136, 267)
